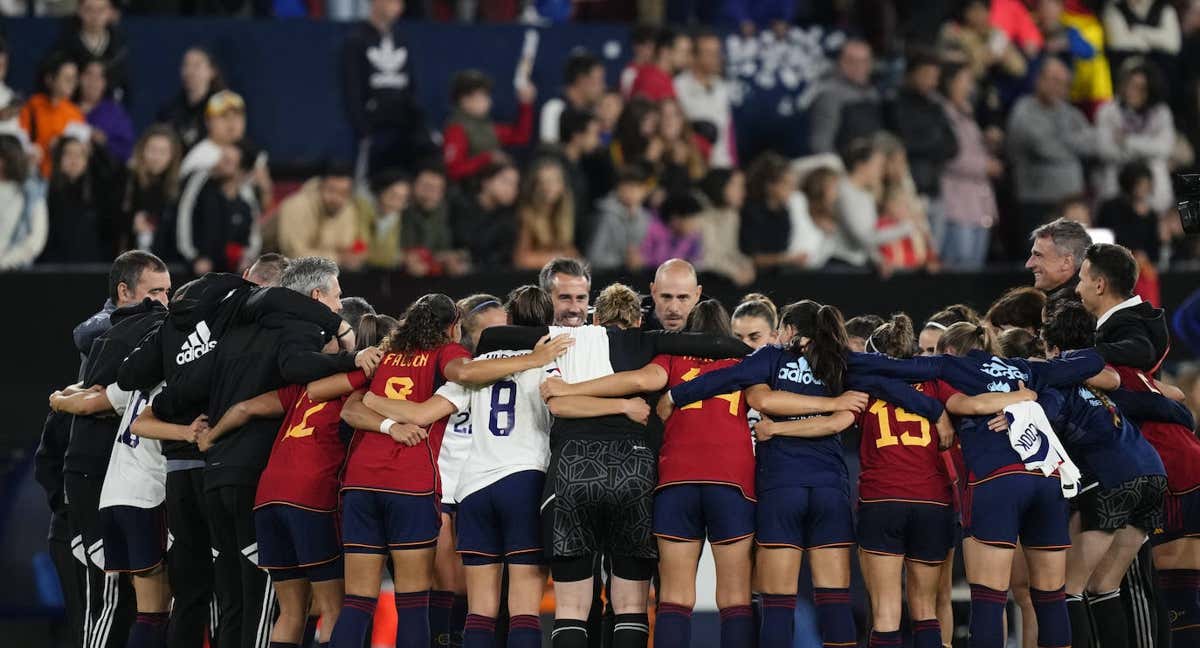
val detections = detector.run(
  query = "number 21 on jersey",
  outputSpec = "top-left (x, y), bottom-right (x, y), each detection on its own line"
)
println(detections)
top-left (679, 367), bottom-right (741, 415)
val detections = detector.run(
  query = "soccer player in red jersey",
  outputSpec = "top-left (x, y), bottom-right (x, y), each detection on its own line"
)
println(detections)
top-left (332, 294), bottom-right (570, 648)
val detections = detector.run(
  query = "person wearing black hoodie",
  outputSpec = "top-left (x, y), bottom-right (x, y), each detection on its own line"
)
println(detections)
top-left (35, 251), bottom-right (168, 648)
top-left (147, 258), bottom-right (376, 648)
top-left (56, 252), bottom-right (172, 648)
top-left (117, 268), bottom-right (351, 648)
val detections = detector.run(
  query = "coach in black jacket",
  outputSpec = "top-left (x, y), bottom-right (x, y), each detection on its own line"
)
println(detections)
top-left (1076, 243), bottom-right (1170, 372)
top-left (150, 258), bottom-right (376, 648)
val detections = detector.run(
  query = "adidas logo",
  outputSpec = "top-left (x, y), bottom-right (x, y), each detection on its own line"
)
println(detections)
top-left (176, 320), bottom-right (217, 364)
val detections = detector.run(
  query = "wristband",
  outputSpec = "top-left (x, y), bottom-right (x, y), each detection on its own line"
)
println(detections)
top-left (380, 418), bottom-right (396, 435)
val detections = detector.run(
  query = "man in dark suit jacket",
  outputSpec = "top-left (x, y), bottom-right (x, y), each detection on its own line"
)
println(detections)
top-left (1076, 242), bottom-right (1169, 372)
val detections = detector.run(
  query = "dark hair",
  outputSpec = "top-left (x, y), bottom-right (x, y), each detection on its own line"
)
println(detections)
top-left (0, 134), bottom-right (27, 184)
top-left (1084, 243), bottom-right (1138, 298)
top-left (869, 313), bottom-right (916, 359)
top-left (76, 57), bottom-right (112, 102)
top-left (938, 61), bottom-right (969, 96)
top-left (321, 159), bottom-right (354, 181)
top-left (457, 293), bottom-right (503, 352)
top-left (631, 24), bottom-right (659, 47)
top-left (686, 299), bottom-right (733, 337)
top-left (985, 287), bottom-right (1047, 332)
top-left (1117, 58), bottom-right (1167, 111)
top-left (38, 52), bottom-right (77, 95)
top-left (1117, 160), bottom-right (1153, 196)
top-left (1041, 301), bottom-right (1096, 353)
top-left (845, 314), bottom-right (885, 341)
top-left (954, 0), bottom-right (990, 22)
top-left (539, 257), bottom-right (591, 293)
top-left (997, 328), bottom-right (1047, 359)
top-left (183, 46), bottom-right (226, 94)
top-left (660, 193), bottom-right (702, 221)
top-left (841, 137), bottom-right (879, 172)
top-left (478, 160), bottom-right (516, 185)
top-left (49, 136), bottom-right (92, 198)
top-left (699, 168), bottom-right (736, 208)
top-left (564, 50), bottom-right (602, 85)
top-left (452, 69), bottom-right (492, 103)
top-left (780, 301), bottom-right (849, 392)
top-left (385, 293), bottom-right (460, 353)
top-left (905, 47), bottom-right (941, 76)
top-left (559, 108), bottom-right (597, 144)
top-left (616, 162), bottom-right (652, 186)
top-left (733, 296), bottom-right (778, 329)
top-left (746, 152), bottom-right (790, 205)
top-left (614, 97), bottom-right (658, 163)
top-left (927, 303), bottom-right (980, 329)
top-left (936, 321), bottom-right (993, 355)
top-left (340, 296), bottom-right (377, 332)
top-left (413, 162), bottom-right (447, 181)
top-left (505, 285), bottom-right (555, 327)
top-left (109, 250), bottom-right (167, 303)
top-left (245, 253), bottom-right (290, 287)
top-left (655, 27), bottom-right (680, 53)
top-left (371, 167), bottom-right (411, 195)
top-left (356, 313), bottom-right (399, 352)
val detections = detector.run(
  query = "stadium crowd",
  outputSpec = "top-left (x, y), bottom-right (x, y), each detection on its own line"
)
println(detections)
top-left (2, 0), bottom-right (1200, 280)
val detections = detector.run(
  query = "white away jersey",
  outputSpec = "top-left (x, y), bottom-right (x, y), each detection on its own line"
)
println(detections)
top-left (438, 409), bottom-right (472, 504)
top-left (100, 384), bottom-right (167, 509)
top-left (435, 349), bottom-right (558, 501)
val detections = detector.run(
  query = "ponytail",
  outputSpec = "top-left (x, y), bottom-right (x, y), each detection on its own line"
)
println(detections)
top-left (385, 293), bottom-right (460, 354)
top-left (868, 312), bottom-right (915, 359)
top-left (806, 305), bottom-right (849, 394)
top-left (937, 321), bottom-right (993, 356)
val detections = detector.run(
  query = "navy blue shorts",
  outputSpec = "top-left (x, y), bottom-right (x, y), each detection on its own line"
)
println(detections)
top-left (341, 490), bottom-right (441, 554)
top-left (756, 485), bottom-right (854, 550)
top-left (99, 504), bottom-right (167, 574)
top-left (965, 473), bottom-right (1070, 549)
top-left (653, 483), bottom-right (755, 545)
top-left (857, 500), bottom-right (956, 564)
top-left (254, 504), bottom-right (342, 582)
top-left (441, 502), bottom-right (457, 517)
top-left (1153, 489), bottom-right (1200, 546)
top-left (456, 470), bottom-right (545, 566)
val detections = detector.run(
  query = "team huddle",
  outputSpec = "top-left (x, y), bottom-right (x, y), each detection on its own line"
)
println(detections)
top-left (39, 217), bottom-right (1200, 648)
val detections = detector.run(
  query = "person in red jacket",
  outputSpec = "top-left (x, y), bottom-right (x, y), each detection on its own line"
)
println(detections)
top-left (442, 70), bottom-right (534, 183)
top-left (630, 27), bottom-right (692, 102)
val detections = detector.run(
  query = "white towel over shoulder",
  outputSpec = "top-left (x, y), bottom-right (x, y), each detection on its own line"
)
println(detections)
top-left (549, 325), bottom-right (614, 383)
top-left (1003, 400), bottom-right (1082, 498)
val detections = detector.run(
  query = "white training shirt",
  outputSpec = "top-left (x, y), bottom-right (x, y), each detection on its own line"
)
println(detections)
top-left (435, 349), bottom-right (558, 502)
top-left (438, 409), bottom-right (473, 505)
top-left (99, 384), bottom-right (167, 510)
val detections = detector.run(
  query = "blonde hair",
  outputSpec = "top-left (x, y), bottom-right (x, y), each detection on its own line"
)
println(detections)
top-left (593, 283), bottom-right (642, 329)
top-left (518, 157), bottom-right (574, 250)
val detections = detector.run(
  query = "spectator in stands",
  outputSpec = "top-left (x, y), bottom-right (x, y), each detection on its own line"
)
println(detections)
top-left (539, 50), bottom-right (605, 144)
top-left (740, 152), bottom-right (804, 272)
top-left (556, 108), bottom-right (602, 251)
top-left (41, 136), bottom-right (110, 263)
top-left (675, 29), bottom-right (736, 169)
top-left (596, 89), bottom-right (624, 146)
top-left (888, 49), bottom-right (957, 227)
top-left (611, 97), bottom-right (661, 172)
top-left (788, 165), bottom-right (840, 269)
top-left (398, 164), bottom-right (464, 273)
top-left (176, 142), bottom-right (259, 274)
top-left (875, 142), bottom-right (936, 271)
top-left (991, 0), bottom-right (1044, 56)
top-left (808, 38), bottom-right (883, 155)
top-left (1094, 60), bottom-right (1176, 214)
top-left (361, 169), bottom-right (407, 271)
top-left (122, 125), bottom-right (181, 254)
top-left (343, 0), bottom-right (431, 177)
top-left (620, 24), bottom-right (659, 97)
top-left (641, 192), bottom-right (702, 268)
top-left (450, 161), bottom-right (520, 269)
top-left (0, 134), bottom-right (47, 269)
top-left (939, 63), bottom-right (1000, 270)
top-left (1103, 0), bottom-right (1182, 85)
top-left (442, 69), bottom-right (535, 183)
top-left (1096, 161), bottom-right (1162, 262)
top-left (75, 59), bottom-right (132, 162)
top-left (696, 168), bottom-right (754, 286)
top-left (938, 0), bottom-right (1028, 86)
top-left (588, 163), bottom-right (652, 271)
top-left (19, 53), bottom-right (84, 178)
top-left (656, 99), bottom-right (706, 198)
top-left (630, 26), bottom-right (691, 101)
top-left (274, 161), bottom-right (366, 270)
top-left (1006, 57), bottom-right (1097, 236)
top-left (831, 138), bottom-right (911, 272)
top-left (0, 39), bottom-right (16, 137)
top-left (156, 47), bottom-right (223, 152)
top-left (179, 90), bottom-right (272, 213)
top-left (514, 156), bottom-right (577, 269)
top-left (52, 0), bottom-right (129, 104)
top-left (1032, 0), bottom-right (1097, 72)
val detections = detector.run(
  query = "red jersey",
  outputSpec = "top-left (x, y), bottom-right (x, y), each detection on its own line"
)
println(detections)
top-left (342, 343), bottom-right (471, 495)
top-left (1115, 366), bottom-right (1200, 494)
top-left (856, 380), bottom-right (953, 505)
top-left (254, 372), bottom-right (366, 511)
top-left (652, 355), bottom-right (756, 500)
